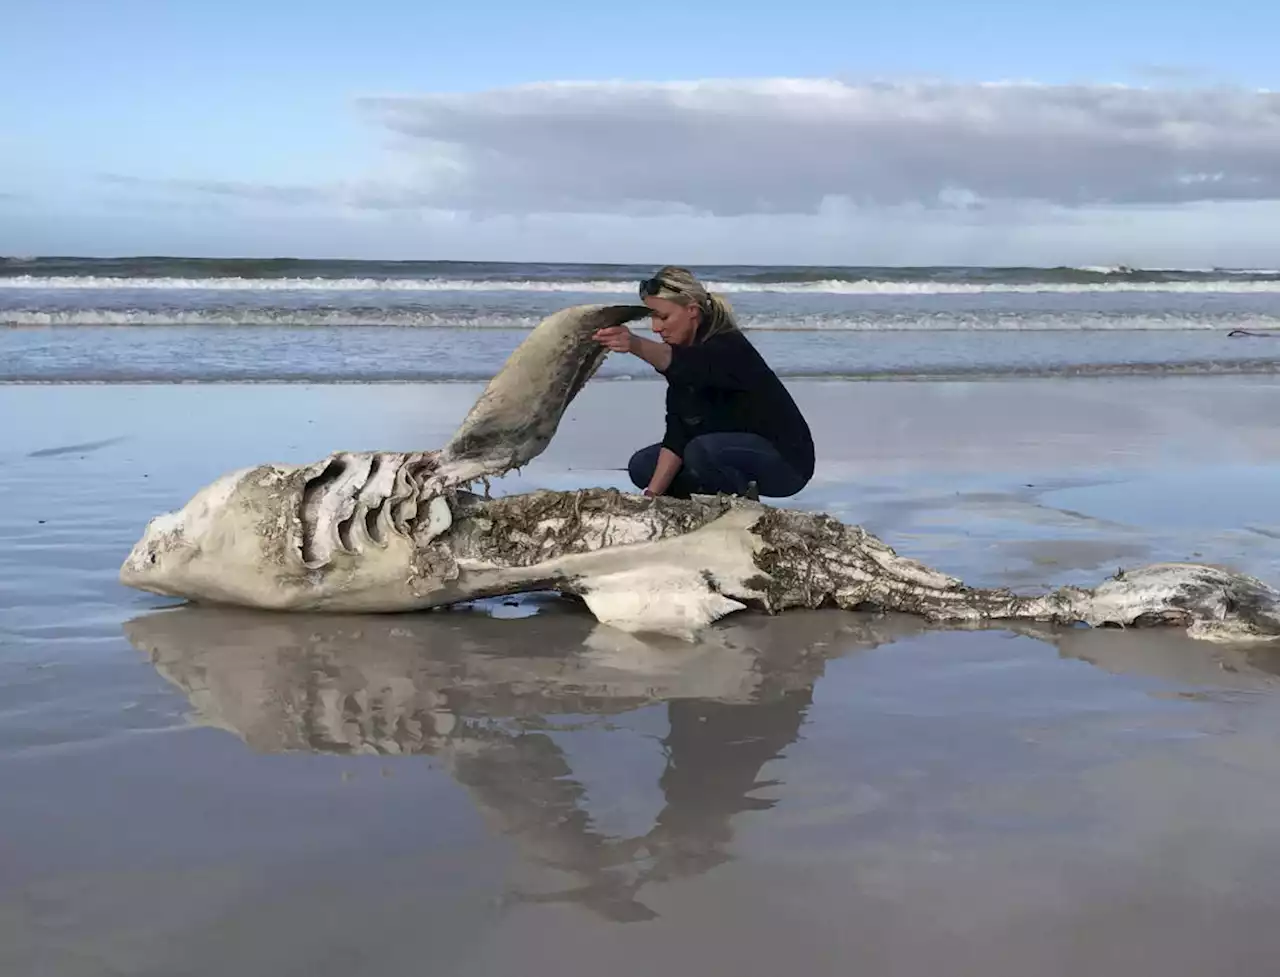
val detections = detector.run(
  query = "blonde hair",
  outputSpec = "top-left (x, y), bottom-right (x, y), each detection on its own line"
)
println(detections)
top-left (638, 265), bottom-right (739, 342)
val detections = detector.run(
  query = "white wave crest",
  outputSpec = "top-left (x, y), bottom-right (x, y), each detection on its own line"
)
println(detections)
top-left (5, 309), bottom-right (1278, 332)
top-left (5, 274), bottom-right (1280, 295)
top-left (0, 309), bottom-right (542, 329)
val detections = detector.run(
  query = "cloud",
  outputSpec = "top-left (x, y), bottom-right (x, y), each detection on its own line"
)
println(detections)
top-left (98, 79), bottom-right (1280, 220)
top-left (58, 78), bottom-right (1280, 266)
top-left (351, 79), bottom-right (1280, 216)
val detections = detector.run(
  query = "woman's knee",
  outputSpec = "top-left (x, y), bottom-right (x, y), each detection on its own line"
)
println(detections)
top-left (681, 436), bottom-right (710, 473)
top-left (683, 433), bottom-right (757, 478)
top-left (683, 433), bottom-right (804, 498)
top-left (681, 435), bottom-right (738, 493)
top-left (627, 444), bottom-right (661, 488)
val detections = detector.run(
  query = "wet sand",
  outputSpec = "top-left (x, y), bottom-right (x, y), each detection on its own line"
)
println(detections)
top-left (5, 376), bottom-right (1280, 975)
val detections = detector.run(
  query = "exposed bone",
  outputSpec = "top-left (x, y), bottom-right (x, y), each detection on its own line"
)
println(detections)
top-left (119, 303), bottom-right (1280, 644)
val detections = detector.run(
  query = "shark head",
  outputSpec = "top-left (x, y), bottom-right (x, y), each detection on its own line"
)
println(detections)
top-left (120, 463), bottom-right (291, 605)
top-left (120, 451), bottom-right (451, 610)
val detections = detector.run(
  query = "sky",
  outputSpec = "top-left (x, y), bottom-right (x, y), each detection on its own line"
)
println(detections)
top-left (2, 0), bottom-right (1279, 266)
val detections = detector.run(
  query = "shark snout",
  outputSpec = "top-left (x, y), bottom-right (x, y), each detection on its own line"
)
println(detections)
top-left (119, 508), bottom-right (190, 592)
top-left (119, 533), bottom-right (162, 588)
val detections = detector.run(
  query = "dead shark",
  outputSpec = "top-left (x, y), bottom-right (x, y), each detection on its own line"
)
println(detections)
top-left (119, 303), bottom-right (1280, 643)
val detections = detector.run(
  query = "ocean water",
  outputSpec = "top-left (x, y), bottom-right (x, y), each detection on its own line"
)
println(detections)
top-left (4, 257), bottom-right (1280, 382)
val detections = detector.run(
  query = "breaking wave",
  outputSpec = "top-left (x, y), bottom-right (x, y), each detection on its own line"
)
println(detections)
top-left (1, 309), bottom-right (545, 329)
top-left (7, 274), bottom-right (1280, 295)
top-left (6, 308), bottom-right (1280, 332)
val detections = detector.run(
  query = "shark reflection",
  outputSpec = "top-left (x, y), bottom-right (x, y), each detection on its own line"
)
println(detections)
top-left (1030, 622), bottom-right (1280, 694)
top-left (123, 600), bottom-right (932, 921)
top-left (122, 600), bottom-right (1280, 922)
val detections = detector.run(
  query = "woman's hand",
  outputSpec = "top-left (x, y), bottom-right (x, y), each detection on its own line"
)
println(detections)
top-left (594, 326), bottom-right (674, 372)
top-left (592, 326), bottom-right (636, 353)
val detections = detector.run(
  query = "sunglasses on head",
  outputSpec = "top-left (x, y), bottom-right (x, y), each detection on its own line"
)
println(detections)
top-left (638, 276), bottom-right (665, 297)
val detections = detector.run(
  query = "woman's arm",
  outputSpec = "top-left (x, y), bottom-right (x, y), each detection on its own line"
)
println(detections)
top-left (646, 447), bottom-right (683, 496)
top-left (627, 334), bottom-right (673, 372)
top-left (652, 391), bottom-right (687, 496)
top-left (593, 326), bottom-right (754, 389)
top-left (593, 326), bottom-right (688, 496)
top-left (594, 326), bottom-right (673, 371)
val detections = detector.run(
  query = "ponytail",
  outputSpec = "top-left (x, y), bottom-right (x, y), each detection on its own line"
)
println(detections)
top-left (697, 290), bottom-right (739, 342)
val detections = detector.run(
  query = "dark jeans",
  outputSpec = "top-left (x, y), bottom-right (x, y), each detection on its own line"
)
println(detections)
top-left (628, 433), bottom-right (808, 499)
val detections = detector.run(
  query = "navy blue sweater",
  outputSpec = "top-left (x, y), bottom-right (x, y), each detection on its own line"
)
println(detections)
top-left (658, 330), bottom-right (815, 481)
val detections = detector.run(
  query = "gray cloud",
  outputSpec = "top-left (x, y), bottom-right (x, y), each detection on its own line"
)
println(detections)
top-left (68, 79), bottom-right (1280, 267)
top-left (352, 79), bottom-right (1280, 215)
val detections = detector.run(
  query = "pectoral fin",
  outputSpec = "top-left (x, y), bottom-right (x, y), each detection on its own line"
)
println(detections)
top-left (437, 303), bottom-right (650, 484)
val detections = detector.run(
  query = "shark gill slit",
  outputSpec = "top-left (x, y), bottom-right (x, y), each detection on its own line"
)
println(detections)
top-left (299, 455), bottom-right (350, 564)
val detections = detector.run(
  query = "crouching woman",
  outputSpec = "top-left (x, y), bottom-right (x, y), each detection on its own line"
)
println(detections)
top-left (593, 266), bottom-right (814, 499)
